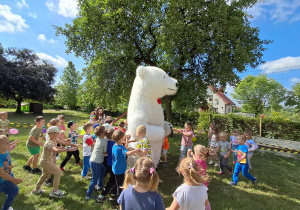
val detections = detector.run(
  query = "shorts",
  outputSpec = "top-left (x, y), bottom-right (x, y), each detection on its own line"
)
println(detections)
top-left (162, 149), bottom-right (168, 156)
top-left (180, 145), bottom-right (193, 159)
top-left (27, 146), bottom-right (40, 155)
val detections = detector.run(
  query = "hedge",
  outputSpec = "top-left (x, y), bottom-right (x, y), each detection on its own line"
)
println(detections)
top-left (198, 113), bottom-right (300, 141)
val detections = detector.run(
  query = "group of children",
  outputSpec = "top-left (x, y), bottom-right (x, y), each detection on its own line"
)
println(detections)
top-left (0, 110), bottom-right (258, 210)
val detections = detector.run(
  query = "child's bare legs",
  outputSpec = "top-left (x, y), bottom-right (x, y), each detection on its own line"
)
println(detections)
top-left (25, 156), bottom-right (34, 166)
top-left (248, 153), bottom-right (253, 169)
top-left (25, 153), bottom-right (39, 168)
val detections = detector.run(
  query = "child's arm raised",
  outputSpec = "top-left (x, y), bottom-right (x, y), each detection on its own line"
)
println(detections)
top-left (0, 167), bottom-right (22, 185)
top-left (172, 128), bottom-right (181, 133)
top-left (52, 146), bottom-right (78, 153)
top-left (57, 140), bottom-right (81, 147)
top-left (29, 136), bottom-right (44, 146)
top-left (126, 148), bottom-right (141, 156)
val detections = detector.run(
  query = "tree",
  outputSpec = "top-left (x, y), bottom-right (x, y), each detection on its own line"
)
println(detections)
top-left (55, 0), bottom-right (270, 120)
top-left (232, 74), bottom-right (287, 114)
top-left (0, 46), bottom-right (57, 113)
top-left (285, 82), bottom-right (300, 112)
top-left (55, 61), bottom-right (81, 110)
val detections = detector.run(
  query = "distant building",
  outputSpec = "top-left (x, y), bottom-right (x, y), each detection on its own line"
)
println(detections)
top-left (201, 86), bottom-right (235, 114)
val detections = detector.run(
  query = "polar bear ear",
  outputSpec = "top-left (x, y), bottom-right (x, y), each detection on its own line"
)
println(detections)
top-left (136, 66), bottom-right (147, 79)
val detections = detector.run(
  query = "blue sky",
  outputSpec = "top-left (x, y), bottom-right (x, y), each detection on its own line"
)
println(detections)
top-left (0, 0), bottom-right (300, 103)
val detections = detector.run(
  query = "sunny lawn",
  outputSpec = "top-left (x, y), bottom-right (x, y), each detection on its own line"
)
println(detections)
top-left (1, 109), bottom-right (300, 210)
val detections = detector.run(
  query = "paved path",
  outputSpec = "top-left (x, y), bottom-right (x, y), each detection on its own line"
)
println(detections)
top-left (254, 136), bottom-right (300, 151)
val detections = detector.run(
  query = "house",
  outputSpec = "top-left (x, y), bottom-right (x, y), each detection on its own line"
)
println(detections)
top-left (201, 86), bottom-right (236, 114)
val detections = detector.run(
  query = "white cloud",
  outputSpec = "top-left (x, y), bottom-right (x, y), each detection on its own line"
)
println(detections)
top-left (37, 34), bottom-right (56, 44)
top-left (291, 78), bottom-right (300, 83)
top-left (46, 0), bottom-right (79, 17)
top-left (259, 56), bottom-right (300, 73)
top-left (28, 12), bottom-right (37, 18)
top-left (246, 0), bottom-right (300, 23)
top-left (0, 4), bottom-right (29, 33)
top-left (37, 53), bottom-right (68, 68)
top-left (16, 0), bottom-right (29, 9)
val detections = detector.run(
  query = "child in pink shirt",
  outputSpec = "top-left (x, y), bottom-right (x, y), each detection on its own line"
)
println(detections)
top-left (173, 122), bottom-right (195, 172)
top-left (188, 145), bottom-right (209, 187)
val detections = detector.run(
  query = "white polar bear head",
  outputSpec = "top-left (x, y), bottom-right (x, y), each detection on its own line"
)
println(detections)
top-left (136, 66), bottom-right (178, 98)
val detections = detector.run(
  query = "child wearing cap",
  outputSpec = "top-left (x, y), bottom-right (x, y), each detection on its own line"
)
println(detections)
top-left (59, 121), bottom-right (83, 171)
top-left (32, 126), bottom-right (78, 198)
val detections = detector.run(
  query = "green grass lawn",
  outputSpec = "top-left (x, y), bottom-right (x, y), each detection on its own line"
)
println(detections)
top-left (1, 109), bottom-right (300, 210)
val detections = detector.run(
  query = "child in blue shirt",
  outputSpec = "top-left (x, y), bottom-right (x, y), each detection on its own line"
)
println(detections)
top-left (118, 157), bottom-right (165, 210)
top-left (110, 130), bottom-right (141, 201)
top-left (0, 135), bottom-right (23, 210)
top-left (244, 130), bottom-right (258, 170)
top-left (229, 129), bottom-right (239, 165)
top-left (229, 135), bottom-right (257, 185)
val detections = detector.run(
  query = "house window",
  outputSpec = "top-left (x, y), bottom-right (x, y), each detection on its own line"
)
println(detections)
top-left (209, 95), bottom-right (213, 101)
top-left (214, 108), bottom-right (218, 113)
top-left (228, 108), bottom-right (230, 113)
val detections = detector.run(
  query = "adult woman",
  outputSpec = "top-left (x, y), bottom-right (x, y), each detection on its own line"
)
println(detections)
top-left (90, 107), bottom-right (106, 124)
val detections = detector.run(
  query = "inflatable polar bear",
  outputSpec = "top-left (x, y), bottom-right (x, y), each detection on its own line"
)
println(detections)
top-left (127, 66), bottom-right (178, 167)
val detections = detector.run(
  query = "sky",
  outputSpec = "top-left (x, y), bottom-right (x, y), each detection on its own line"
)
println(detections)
top-left (0, 0), bottom-right (300, 103)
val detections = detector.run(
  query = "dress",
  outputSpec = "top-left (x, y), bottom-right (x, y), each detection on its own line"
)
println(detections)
top-left (195, 159), bottom-right (208, 187)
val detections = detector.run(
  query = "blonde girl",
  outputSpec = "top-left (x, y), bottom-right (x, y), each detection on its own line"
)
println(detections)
top-left (117, 157), bottom-right (165, 210)
top-left (167, 157), bottom-right (211, 210)
top-left (188, 144), bottom-right (209, 187)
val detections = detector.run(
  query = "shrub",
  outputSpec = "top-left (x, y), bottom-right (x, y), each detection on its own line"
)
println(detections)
top-left (198, 113), bottom-right (300, 141)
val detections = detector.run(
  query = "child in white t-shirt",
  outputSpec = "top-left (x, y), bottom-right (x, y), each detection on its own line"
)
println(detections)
top-left (81, 123), bottom-right (94, 179)
top-left (167, 157), bottom-right (210, 210)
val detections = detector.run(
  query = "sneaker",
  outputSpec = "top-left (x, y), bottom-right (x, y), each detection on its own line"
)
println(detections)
top-left (32, 188), bottom-right (46, 194)
top-left (59, 167), bottom-right (65, 172)
top-left (97, 194), bottom-right (107, 203)
top-left (214, 163), bottom-right (220, 167)
top-left (31, 168), bottom-right (42, 174)
top-left (44, 182), bottom-right (52, 187)
top-left (218, 172), bottom-right (224, 175)
top-left (229, 181), bottom-right (237, 186)
top-left (233, 161), bottom-right (236, 164)
top-left (85, 196), bottom-right (91, 201)
top-left (229, 168), bottom-right (233, 174)
top-left (49, 189), bottom-right (64, 198)
top-left (56, 156), bottom-right (61, 160)
top-left (95, 185), bottom-right (102, 191)
top-left (8, 207), bottom-right (13, 210)
top-left (163, 162), bottom-right (167, 167)
top-left (252, 177), bottom-right (257, 185)
top-left (209, 161), bottom-right (214, 165)
top-left (109, 194), bottom-right (116, 201)
top-left (23, 165), bottom-right (32, 171)
top-left (74, 162), bottom-right (83, 166)
top-left (81, 176), bottom-right (91, 180)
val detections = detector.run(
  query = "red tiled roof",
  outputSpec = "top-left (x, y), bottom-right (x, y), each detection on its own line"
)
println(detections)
top-left (208, 86), bottom-right (235, 105)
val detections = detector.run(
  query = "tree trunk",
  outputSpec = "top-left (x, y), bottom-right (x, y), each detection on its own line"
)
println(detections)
top-left (15, 100), bottom-right (22, 113)
top-left (164, 95), bottom-right (174, 122)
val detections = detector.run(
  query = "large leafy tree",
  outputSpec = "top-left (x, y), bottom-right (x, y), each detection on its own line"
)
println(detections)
top-left (56, 0), bottom-right (270, 120)
top-left (55, 61), bottom-right (82, 110)
top-left (285, 82), bottom-right (300, 112)
top-left (0, 46), bottom-right (57, 113)
top-left (232, 74), bottom-right (287, 114)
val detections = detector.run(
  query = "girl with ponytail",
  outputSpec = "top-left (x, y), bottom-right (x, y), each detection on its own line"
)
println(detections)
top-left (167, 157), bottom-right (211, 210)
top-left (117, 157), bottom-right (165, 210)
